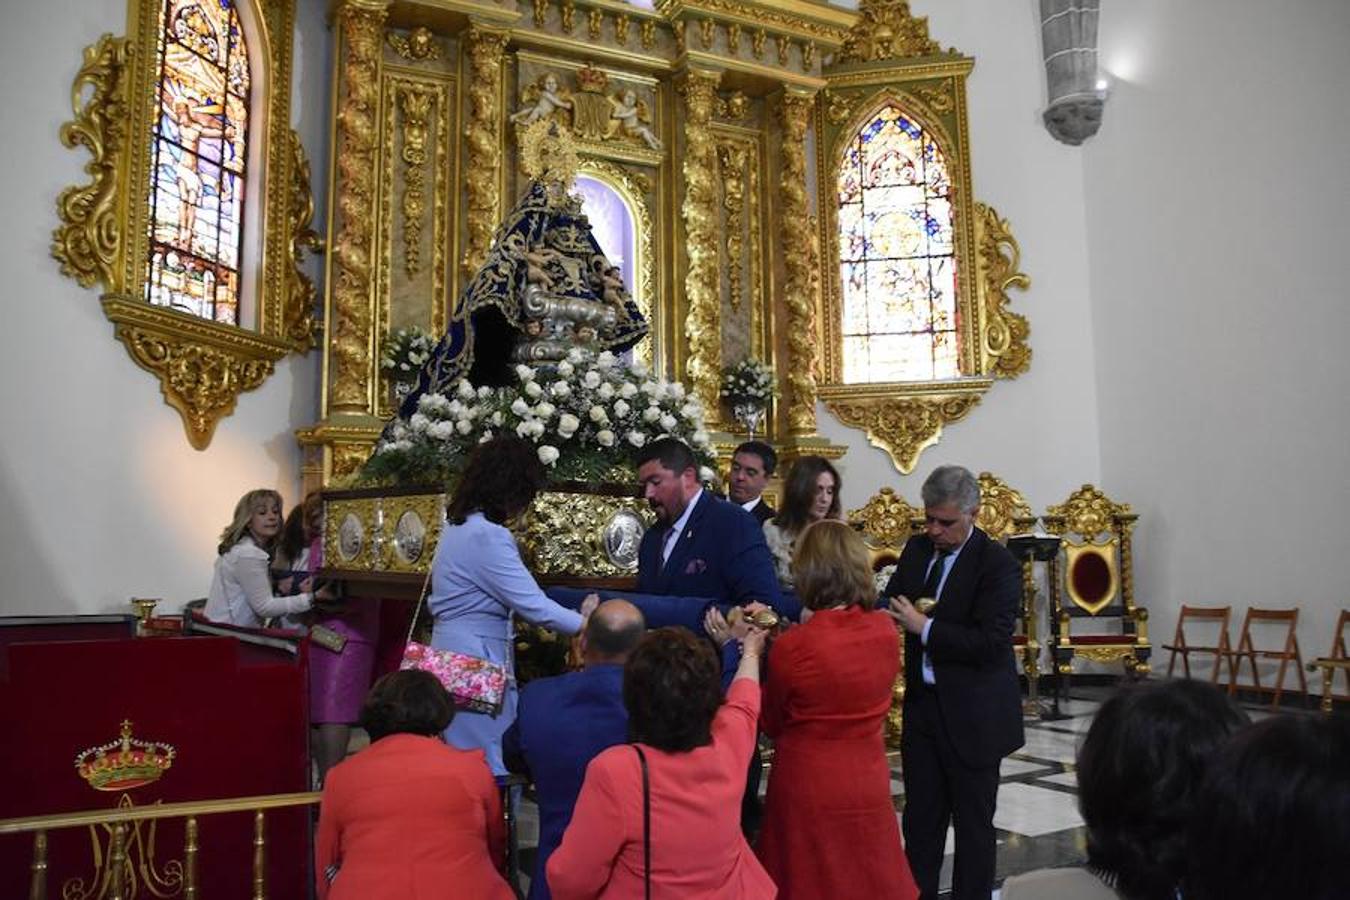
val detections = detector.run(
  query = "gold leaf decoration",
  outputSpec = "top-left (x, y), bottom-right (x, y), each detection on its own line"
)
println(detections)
top-left (678, 68), bottom-right (723, 425)
top-left (780, 91), bottom-right (819, 436)
top-left (1044, 484), bottom-right (1135, 540)
top-left (975, 202), bottom-right (1032, 379)
top-left (838, 0), bottom-right (941, 63)
top-left (823, 393), bottom-right (981, 474)
top-left (386, 27), bottom-right (441, 62)
top-left (847, 487), bottom-right (922, 548)
top-left (975, 472), bottom-right (1032, 540)
top-left (397, 84), bottom-right (433, 279)
top-left (284, 129), bottom-right (322, 349)
top-left (462, 26), bottom-right (509, 279)
top-left (51, 35), bottom-right (132, 293)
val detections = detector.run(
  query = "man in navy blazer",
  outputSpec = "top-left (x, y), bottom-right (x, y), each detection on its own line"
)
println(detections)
top-left (634, 438), bottom-right (782, 612)
top-left (502, 600), bottom-right (645, 900)
top-left (883, 465), bottom-right (1024, 900)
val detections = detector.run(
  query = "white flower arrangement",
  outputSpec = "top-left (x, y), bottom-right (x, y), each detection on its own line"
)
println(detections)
top-left (365, 357), bottom-right (715, 484)
top-left (720, 357), bottom-right (777, 406)
top-left (380, 326), bottom-right (436, 382)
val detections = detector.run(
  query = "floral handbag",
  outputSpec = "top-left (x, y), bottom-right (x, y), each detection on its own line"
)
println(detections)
top-left (399, 570), bottom-right (507, 717)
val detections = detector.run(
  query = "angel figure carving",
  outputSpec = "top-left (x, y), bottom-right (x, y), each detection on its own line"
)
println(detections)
top-left (609, 90), bottom-right (663, 151)
top-left (510, 74), bottom-right (573, 126)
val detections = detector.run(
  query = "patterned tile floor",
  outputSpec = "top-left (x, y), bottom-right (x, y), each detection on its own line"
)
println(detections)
top-left (508, 685), bottom-right (1288, 898)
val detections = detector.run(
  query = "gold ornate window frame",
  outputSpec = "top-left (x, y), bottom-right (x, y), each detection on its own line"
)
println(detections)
top-left (51, 0), bottom-right (319, 450)
top-left (813, 3), bottom-right (1029, 474)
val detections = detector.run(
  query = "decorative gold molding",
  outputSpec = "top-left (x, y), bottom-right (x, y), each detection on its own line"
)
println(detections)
top-left (397, 83), bottom-right (433, 278)
top-left (819, 386), bottom-right (986, 474)
top-left (717, 141), bottom-right (747, 313)
top-left (837, 0), bottom-right (942, 63)
top-left (330, 2), bottom-right (387, 415)
top-left (848, 486), bottom-right (922, 549)
top-left (975, 201), bottom-right (1032, 379)
top-left (1044, 484), bottom-right (1136, 540)
top-left (284, 130), bottom-right (323, 350)
top-left (677, 67), bottom-right (723, 426)
top-left (386, 26), bottom-right (441, 61)
top-left (657, 0), bottom-right (852, 47)
top-left (51, 35), bottom-right (132, 293)
top-left (975, 472), bottom-right (1032, 540)
top-left (462, 25), bottom-right (509, 280)
top-left (779, 90), bottom-right (818, 436)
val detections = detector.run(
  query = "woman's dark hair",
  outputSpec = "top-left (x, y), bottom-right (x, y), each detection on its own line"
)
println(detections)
top-left (772, 456), bottom-right (841, 535)
top-left (1185, 713), bottom-right (1350, 900)
top-left (359, 670), bottom-right (454, 742)
top-left (277, 491), bottom-right (322, 565)
top-left (624, 627), bottom-right (722, 752)
top-left (1077, 679), bottom-right (1248, 900)
top-left (446, 436), bottom-right (547, 526)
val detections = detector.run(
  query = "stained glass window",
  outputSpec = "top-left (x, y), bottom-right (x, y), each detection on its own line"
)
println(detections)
top-left (837, 104), bottom-right (958, 383)
top-left (145, 0), bottom-right (250, 325)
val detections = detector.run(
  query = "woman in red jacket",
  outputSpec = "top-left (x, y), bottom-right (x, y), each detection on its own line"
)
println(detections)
top-left (547, 626), bottom-right (774, 899)
top-left (757, 520), bottom-right (918, 900)
top-left (315, 670), bottom-right (514, 900)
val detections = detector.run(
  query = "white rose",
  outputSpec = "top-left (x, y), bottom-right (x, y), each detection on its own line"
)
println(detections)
top-left (596, 429), bottom-right (616, 447)
top-left (524, 381), bottom-right (543, 399)
top-left (699, 466), bottom-right (716, 484)
top-left (613, 399), bottom-right (630, 418)
top-left (558, 413), bottom-right (580, 438)
top-left (456, 419), bottom-right (474, 435)
top-left (534, 401), bottom-right (556, 420)
top-left (583, 371), bottom-right (602, 389)
top-left (515, 364), bottom-right (535, 381)
top-left (446, 398), bottom-right (462, 416)
top-left (670, 382), bottom-right (686, 400)
top-left (692, 430), bottom-right (710, 447)
top-left (631, 361), bottom-right (650, 378)
top-left (596, 351), bottom-right (616, 369)
top-left (515, 420), bottom-right (533, 439)
top-left (478, 386), bottom-right (493, 400)
top-left (430, 421), bottom-right (455, 440)
top-left (457, 380), bottom-right (476, 400)
top-left (491, 411), bottom-right (505, 426)
top-left (551, 381), bottom-right (572, 398)
top-left (641, 380), bottom-right (659, 395)
top-left (597, 382), bottom-right (615, 401)
top-left (566, 347), bottom-right (585, 364)
top-left (660, 413), bottom-right (677, 431)
top-left (511, 397), bottom-right (531, 416)
top-left (538, 445), bottom-right (560, 466)
top-left (557, 360), bottom-right (575, 378)
top-left (589, 405), bottom-right (609, 424)
top-left (619, 382), bottom-right (638, 399)
top-left (643, 406), bottom-right (662, 423)
top-left (680, 402), bottom-right (701, 420)
top-left (479, 430), bottom-right (493, 443)
top-left (627, 431), bottom-right (647, 448)
top-left (410, 413), bottom-right (430, 432)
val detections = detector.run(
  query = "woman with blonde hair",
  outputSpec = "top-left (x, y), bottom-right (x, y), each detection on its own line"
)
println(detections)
top-left (205, 488), bottom-right (332, 628)
top-left (762, 456), bottom-right (841, 588)
top-left (756, 519), bottom-right (918, 900)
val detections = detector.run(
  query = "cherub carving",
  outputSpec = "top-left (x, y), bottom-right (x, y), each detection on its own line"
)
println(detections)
top-left (608, 89), bottom-right (663, 151)
top-left (590, 256), bottom-right (630, 311)
top-left (510, 74), bottom-right (573, 126)
top-left (524, 243), bottom-right (563, 289)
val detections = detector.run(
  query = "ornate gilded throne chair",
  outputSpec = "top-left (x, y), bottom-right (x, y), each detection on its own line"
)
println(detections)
top-left (1041, 485), bottom-right (1151, 682)
top-left (974, 473), bottom-right (1043, 699)
top-left (848, 487), bottom-right (923, 748)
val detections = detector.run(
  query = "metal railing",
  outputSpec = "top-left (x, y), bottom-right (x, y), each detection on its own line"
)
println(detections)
top-left (0, 791), bottom-right (320, 900)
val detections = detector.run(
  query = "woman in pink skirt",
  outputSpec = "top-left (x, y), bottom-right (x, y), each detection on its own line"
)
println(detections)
top-left (278, 492), bottom-right (381, 784)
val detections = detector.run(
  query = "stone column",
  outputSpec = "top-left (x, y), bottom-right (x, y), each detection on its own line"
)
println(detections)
top-left (677, 67), bottom-right (723, 424)
top-left (461, 24), bottom-right (510, 279)
top-left (1040, 0), bottom-right (1104, 145)
top-left (778, 88), bottom-right (819, 436)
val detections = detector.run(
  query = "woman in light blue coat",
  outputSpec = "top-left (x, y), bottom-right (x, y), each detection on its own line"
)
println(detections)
top-left (429, 436), bottom-right (598, 774)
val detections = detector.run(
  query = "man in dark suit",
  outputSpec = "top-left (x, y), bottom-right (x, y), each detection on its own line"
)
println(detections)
top-left (728, 440), bottom-right (778, 524)
top-left (884, 465), bottom-right (1024, 900)
top-left (502, 600), bottom-right (645, 900)
top-left (635, 438), bottom-right (782, 611)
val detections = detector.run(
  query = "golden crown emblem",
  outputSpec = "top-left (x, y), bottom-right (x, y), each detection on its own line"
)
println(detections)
top-left (575, 64), bottom-right (609, 94)
top-left (75, 720), bottom-right (176, 792)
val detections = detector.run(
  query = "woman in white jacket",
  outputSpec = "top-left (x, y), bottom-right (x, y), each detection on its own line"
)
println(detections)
top-left (206, 488), bottom-right (329, 628)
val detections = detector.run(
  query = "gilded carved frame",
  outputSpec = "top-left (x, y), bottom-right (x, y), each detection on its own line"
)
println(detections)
top-left (813, 3), bottom-right (1030, 473)
top-left (52, 0), bottom-right (319, 449)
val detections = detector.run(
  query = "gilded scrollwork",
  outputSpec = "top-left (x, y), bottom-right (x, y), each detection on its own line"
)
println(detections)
top-left (640, 20), bottom-right (657, 50)
top-left (976, 202), bottom-right (1032, 379)
top-left (615, 14), bottom-right (631, 46)
top-left (822, 393), bottom-right (982, 474)
top-left (912, 81), bottom-right (954, 114)
top-left (803, 42), bottom-right (817, 70)
top-left (699, 18), bottom-right (717, 50)
top-left (678, 68), bottom-right (723, 426)
top-left (386, 27), bottom-right (441, 62)
top-left (1043, 484), bottom-right (1135, 540)
top-left (330, 2), bottom-right (386, 413)
top-left (561, 0), bottom-right (575, 34)
top-left (751, 28), bottom-right (766, 59)
top-left (776, 35), bottom-right (791, 66)
top-left (285, 129), bottom-right (322, 349)
top-left (823, 89), bottom-right (858, 125)
top-left (974, 472), bottom-right (1032, 540)
top-left (397, 83), bottom-right (433, 279)
top-left (462, 26), bottom-right (509, 279)
top-left (520, 492), bottom-right (654, 579)
top-left (533, 0), bottom-right (548, 29)
top-left (726, 23), bottom-right (741, 54)
top-left (51, 35), bottom-right (133, 293)
top-left (847, 487), bottom-right (922, 548)
top-left (779, 91), bottom-right (819, 436)
top-left (837, 0), bottom-right (941, 63)
top-left (588, 8), bottom-right (603, 42)
top-left (717, 141), bottom-right (748, 312)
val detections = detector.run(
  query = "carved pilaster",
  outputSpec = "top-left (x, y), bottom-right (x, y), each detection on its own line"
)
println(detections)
top-left (779, 90), bottom-right (819, 435)
top-left (285, 129), bottom-right (322, 349)
top-left (462, 25), bottom-right (509, 279)
top-left (329, 0), bottom-right (388, 414)
top-left (396, 84), bottom-right (432, 279)
top-left (677, 68), bottom-right (722, 424)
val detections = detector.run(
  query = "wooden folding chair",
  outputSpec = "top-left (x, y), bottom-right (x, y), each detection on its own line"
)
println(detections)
top-left (1229, 607), bottom-right (1306, 708)
top-left (1306, 609), bottom-right (1350, 713)
top-left (1162, 605), bottom-right (1233, 685)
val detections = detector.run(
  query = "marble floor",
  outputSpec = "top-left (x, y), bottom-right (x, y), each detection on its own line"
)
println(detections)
top-left (509, 684), bottom-right (1289, 899)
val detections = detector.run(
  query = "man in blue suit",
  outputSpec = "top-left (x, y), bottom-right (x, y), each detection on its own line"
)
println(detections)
top-left (634, 438), bottom-right (782, 612)
top-left (503, 599), bottom-right (645, 900)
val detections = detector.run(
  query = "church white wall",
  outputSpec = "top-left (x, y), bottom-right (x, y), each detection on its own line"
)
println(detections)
top-left (821, 0), bottom-right (1103, 524)
top-left (0, 0), bottom-right (331, 615)
top-left (1082, 0), bottom-right (1350, 683)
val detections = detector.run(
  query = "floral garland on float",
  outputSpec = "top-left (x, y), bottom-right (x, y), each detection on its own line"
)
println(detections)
top-left (361, 348), bottom-right (715, 488)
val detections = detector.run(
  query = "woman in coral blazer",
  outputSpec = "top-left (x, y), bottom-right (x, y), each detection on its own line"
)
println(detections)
top-left (315, 671), bottom-right (514, 900)
top-left (547, 626), bottom-right (775, 899)
top-left (757, 520), bottom-right (918, 900)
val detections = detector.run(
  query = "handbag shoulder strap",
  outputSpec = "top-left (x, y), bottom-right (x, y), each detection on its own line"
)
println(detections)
top-left (632, 744), bottom-right (650, 900)
top-left (405, 565), bottom-right (436, 646)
